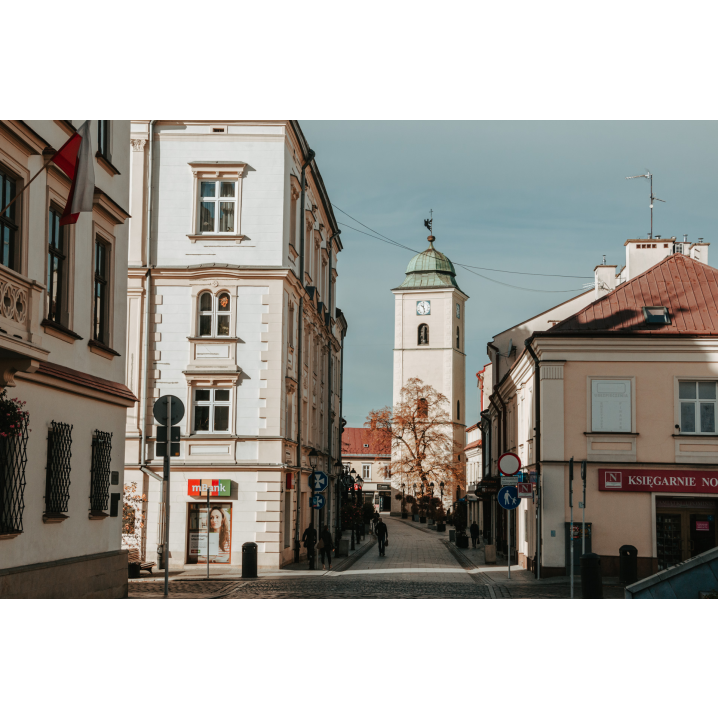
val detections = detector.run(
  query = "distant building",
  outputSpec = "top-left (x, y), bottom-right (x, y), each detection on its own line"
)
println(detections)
top-left (0, 121), bottom-right (134, 598)
top-left (391, 234), bottom-right (468, 512)
top-left (481, 236), bottom-right (718, 578)
top-left (341, 428), bottom-right (392, 511)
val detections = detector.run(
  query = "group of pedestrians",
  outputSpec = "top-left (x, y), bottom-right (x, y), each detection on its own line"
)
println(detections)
top-left (301, 514), bottom-right (391, 568)
top-left (301, 523), bottom-right (335, 570)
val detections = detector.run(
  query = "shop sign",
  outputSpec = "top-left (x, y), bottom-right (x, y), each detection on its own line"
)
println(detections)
top-left (599, 469), bottom-right (718, 494)
top-left (187, 479), bottom-right (231, 497)
top-left (378, 484), bottom-right (391, 491)
top-left (696, 521), bottom-right (710, 532)
top-left (517, 483), bottom-right (533, 498)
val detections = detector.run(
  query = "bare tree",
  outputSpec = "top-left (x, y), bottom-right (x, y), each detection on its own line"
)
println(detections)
top-left (366, 377), bottom-right (465, 502)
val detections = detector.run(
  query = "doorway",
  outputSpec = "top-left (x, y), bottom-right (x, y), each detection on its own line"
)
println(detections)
top-left (656, 497), bottom-right (717, 571)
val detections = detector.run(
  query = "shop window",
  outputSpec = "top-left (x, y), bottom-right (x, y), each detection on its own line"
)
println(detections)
top-left (198, 180), bottom-right (237, 234)
top-left (0, 167), bottom-right (19, 271)
top-left (187, 503), bottom-right (233, 564)
top-left (591, 379), bottom-right (631, 432)
top-left (193, 388), bottom-right (231, 433)
top-left (679, 381), bottom-right (717, 434)
top-left (45, 421), bottom-right (73, 517)
top-left (198, 291), bottom-right (231, 337)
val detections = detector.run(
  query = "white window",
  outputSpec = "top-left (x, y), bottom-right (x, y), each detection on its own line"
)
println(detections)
top-left (362, 464), bottom-right (371, 480)
top-left (193, 388), bottom-right (231, 433)
top-left (679, 381), bottom-right (717, 434)
top-left (198, 291), bottom-right (231, 337)
top-left (591, 379), bottom-right (631, 432)
top-left (198, 180), bottom-right (237, 234)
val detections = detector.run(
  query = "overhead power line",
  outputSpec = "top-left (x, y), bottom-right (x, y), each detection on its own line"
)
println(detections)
top-left (332, 206), bottom-right (592, 294)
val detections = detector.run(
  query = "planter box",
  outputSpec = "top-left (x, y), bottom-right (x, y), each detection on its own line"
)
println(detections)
top-left (485, 544), bottom-right (497, 564)
top-left (413, 515), bottom-right (419, 522)
top-left (449, 530), bottom-right (456, 543)
top-left (420, 516), bottom-right (427, 524)
top-left (437, 524), bottom-right (446, 532)
top-left (456, 535), bottom-right (469, 549)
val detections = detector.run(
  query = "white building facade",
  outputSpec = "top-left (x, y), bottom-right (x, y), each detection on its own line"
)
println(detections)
top-left (0, 120), bottom-right (133, 598)
top-left (124, 121), bottom-right (346, 570)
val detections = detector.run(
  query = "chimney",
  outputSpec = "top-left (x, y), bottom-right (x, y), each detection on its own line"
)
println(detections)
top-left (689, 240), bottom-right (710, 265)
top-left (595, 264), bottom-right (617, 300)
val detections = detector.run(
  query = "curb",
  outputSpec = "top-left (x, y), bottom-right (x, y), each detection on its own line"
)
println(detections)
top-left (333, 535), bottom-right (377, 572)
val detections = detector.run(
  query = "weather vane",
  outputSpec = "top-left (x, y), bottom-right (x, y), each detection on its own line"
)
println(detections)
top-left (424, 209), bottom-right (433, 236)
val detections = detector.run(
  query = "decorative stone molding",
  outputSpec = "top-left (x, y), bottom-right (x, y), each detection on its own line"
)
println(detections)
top-left (131, 139), bottom-right (146, 152)
top-left (540, 364), bottom-right (564, 380)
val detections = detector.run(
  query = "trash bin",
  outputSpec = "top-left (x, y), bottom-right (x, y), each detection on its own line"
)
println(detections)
top-left (619, 545), bottom-right (638, 585)
top-left (242, 542), bottom-right (258, 578)
top-left (580, 553), bottom-right (603, 599)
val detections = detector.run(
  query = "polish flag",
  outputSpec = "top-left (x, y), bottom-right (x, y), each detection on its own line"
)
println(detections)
top-left (51, 121), bottom-right (95, 226)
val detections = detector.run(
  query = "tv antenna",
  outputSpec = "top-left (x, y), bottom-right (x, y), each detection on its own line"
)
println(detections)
top-left (626, 170), bottom-right (665, 239)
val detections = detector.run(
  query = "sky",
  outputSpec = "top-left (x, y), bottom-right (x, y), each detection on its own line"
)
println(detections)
top-left (300, 121), bottom-right (718, 430)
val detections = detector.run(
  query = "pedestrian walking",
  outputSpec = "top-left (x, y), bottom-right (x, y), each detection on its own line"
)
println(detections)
top-left (372, 510), bottom-right (379, 534)
top-left (302, 522), bottom-right (317, 568)
top-left (319, 524), bottom-right (334, 570)
top-left (470, 521), bottom-right (480, 549)
top-left (376, 518), bottom-right (388, 556)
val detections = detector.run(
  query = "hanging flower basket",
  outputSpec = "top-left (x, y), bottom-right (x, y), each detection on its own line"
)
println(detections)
top-left (0, 389), bottom-right (29, 440)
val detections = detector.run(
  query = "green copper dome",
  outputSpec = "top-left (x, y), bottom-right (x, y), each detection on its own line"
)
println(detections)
top-left (398, 236), bottom-right (462, 290)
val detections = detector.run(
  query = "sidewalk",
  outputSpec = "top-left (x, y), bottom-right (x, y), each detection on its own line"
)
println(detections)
top-left (128, 531), bottom-right (376, 588)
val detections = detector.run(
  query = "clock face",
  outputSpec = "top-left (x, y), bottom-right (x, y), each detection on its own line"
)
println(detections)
top-left (416, 301), bottom-right (431, 316)
top-left (456, 303), bottom-right (461, 319)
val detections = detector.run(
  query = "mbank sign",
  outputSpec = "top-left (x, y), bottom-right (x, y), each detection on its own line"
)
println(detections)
top-left (188, 479), bottom-right (231, 497)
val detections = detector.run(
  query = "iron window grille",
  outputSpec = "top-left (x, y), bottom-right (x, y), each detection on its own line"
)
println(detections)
top-left (45, 421), bottom-right (73, 516)
top-left (90, 430), bottom-right (112, 513)
top-left (0, 415), bottom-right (29, 536)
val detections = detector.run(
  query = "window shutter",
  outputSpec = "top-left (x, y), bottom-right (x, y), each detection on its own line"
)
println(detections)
top-left (591, 380), bottom-right (631, 432)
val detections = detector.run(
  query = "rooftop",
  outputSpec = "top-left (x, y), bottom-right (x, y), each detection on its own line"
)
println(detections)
top-left (397, 236), bottom-right (462, 291)
top-left (341, 427), bottom-right (391, 456)
top-left (548, 253), bottom-right (718, 335)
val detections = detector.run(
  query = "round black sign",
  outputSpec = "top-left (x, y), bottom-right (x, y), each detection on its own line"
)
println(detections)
top-left (153, 395), bottom-right (185, 426)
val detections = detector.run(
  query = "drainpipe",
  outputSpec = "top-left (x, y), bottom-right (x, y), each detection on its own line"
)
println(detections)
top-left (139, 120), bottom-right (155, 468)
top-left (326, 230), bottom-right (340, 542)
top-left (294, 149), bottom-right (315, 564)
top-left (525, 338), bottom-right (542, 580)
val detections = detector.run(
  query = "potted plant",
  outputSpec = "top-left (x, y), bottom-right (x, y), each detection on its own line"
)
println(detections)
top-left (435, 506), bottom-right (447, 532)
top-left (402, 494), bottom-right (415, 519)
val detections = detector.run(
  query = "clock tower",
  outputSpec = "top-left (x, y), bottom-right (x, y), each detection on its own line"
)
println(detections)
top-left (392, 233), bottom-right (468, 493)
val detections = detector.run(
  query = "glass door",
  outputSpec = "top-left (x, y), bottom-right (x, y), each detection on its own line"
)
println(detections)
top-left (656, 513), bottom-right (683, 571)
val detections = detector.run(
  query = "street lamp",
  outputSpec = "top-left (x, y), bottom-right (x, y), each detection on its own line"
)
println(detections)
top-left (308, 448), bottom-right (318, 570)
top-left (439, 481), bottom-right (445, 503)
top-left (333, 459), bottom-right (343, 547)
top-left (356, 476), bottom-right (364, 541)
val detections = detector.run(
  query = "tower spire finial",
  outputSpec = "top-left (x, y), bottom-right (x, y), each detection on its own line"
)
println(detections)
top-left (424, 210), bottom-right (435, 244)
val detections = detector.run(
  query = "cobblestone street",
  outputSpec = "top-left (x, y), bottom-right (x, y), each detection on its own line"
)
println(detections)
top-left (129, 517), bottom-right (625, 599)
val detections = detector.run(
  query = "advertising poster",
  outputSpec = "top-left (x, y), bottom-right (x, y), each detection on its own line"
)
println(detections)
top-left (187, 503), bottom-right (232, 564)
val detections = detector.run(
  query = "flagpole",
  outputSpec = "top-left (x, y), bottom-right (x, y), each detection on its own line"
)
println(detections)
top-left (0, 153), bottom-right (55, 218)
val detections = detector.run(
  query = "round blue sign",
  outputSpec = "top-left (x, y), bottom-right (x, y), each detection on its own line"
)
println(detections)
top-left (312, 495), bottom-right (326, 510)
top-left (497, 486), bottom-right (519, 511)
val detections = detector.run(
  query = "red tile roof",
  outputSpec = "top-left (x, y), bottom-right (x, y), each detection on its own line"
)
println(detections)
top-left (547, 254), bottom-right (718, 335)
top-left (463, 439), bottom-right (482, 451)
top-left (341, 427), bottom-right (391, 456)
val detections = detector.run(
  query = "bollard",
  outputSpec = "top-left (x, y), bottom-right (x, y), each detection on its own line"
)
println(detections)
top-left (619, 545), bottom-right (638, 585)
top-left (242, 542), bottom-right (258, 578)
top-left (580, 553), bottom-right (603, 598)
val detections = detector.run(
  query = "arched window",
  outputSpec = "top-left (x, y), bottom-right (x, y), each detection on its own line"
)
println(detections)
top-left (456, 326), bottom-right (460, 349)
top-left (198, 291), bottom-right (231, 337)
top-left (418, 323), bottom-right (429, 345)
top-left (417, 397), bottom-right (428, 418)
top-left (457, 400), bottom-right (461, 420)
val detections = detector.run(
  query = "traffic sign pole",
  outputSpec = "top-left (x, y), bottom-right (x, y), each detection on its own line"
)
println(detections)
top-left (508, 505), bottom-right (511, 580)
top-left (164, 395), bottom-right (171, 597)
top-left (569, 457), bottom-right (574, 600)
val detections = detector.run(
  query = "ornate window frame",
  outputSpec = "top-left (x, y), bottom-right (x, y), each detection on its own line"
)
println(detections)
top-left (187, 161), bottom-right (246, 243)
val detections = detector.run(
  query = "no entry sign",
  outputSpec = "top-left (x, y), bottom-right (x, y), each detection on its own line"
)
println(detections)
top-left (498, 452), bottom-right (521, 477)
